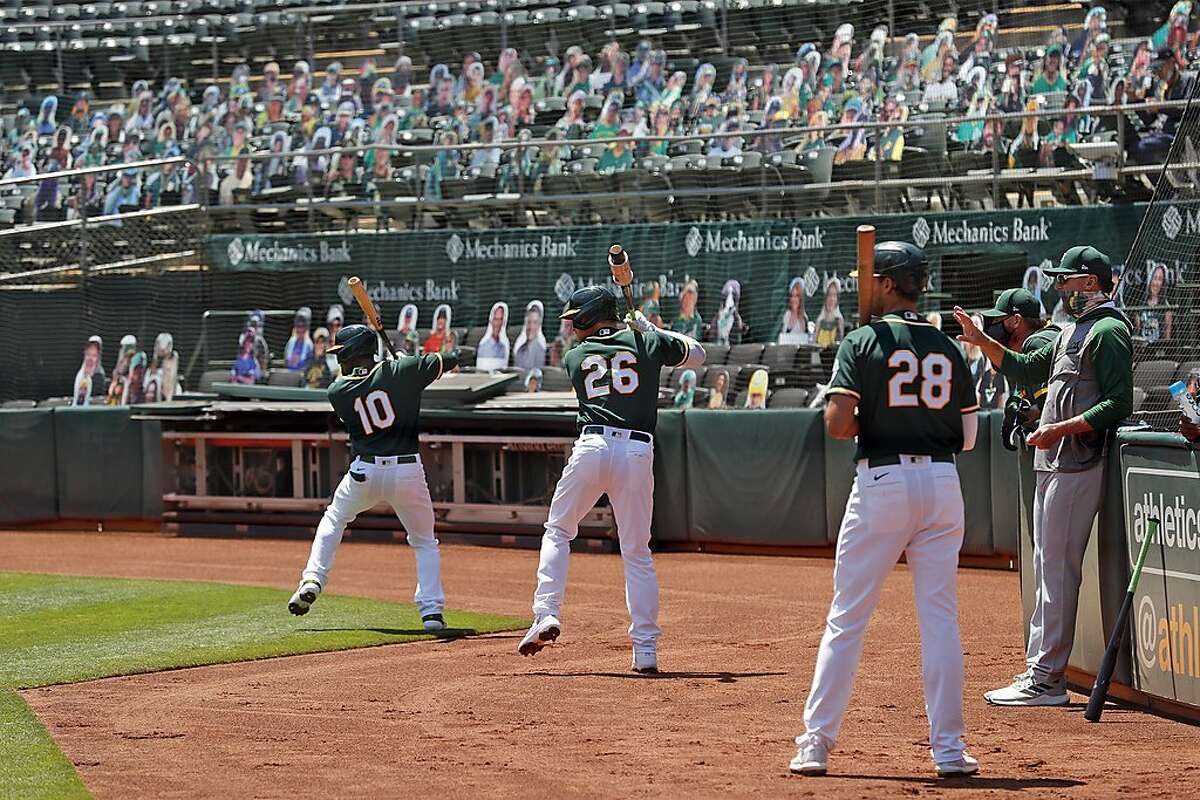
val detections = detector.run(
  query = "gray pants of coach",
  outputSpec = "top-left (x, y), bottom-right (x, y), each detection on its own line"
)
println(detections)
top-left (1027, 461), bottom-right (1106, 681)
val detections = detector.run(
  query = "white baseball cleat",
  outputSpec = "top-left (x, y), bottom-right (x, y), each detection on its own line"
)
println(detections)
top-left (789, 737), bottom-right (828, 776)
top-left (936, 752), bottom-right (980, 778)
top-left (984, 672), bottom-right (1069, 706)
top-left (422, 613), bottom-right (446, 631)
top-left (287, 580), bottom-right (321, 616)
top-left (517, 615), bottom-right (561, 656)
top-left (631, 650), bottom-right (658, 674)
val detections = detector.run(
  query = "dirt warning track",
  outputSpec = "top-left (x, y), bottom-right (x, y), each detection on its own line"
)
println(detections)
top-left (6, 530), bottom-right (1199, 799)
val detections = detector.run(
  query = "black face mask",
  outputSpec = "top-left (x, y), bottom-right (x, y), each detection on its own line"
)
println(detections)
top-left (985, 319), bottom-right (1011, 345)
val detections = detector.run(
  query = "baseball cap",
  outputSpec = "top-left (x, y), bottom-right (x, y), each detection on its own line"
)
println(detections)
top-left (980, 288), bottom-right (1041, 321)
top-left (1043, 245), bottom-right (1113, 289)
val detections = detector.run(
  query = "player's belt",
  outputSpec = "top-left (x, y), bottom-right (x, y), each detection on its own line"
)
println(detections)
top-left (357, 454), bottom-right (419, 465)
top-left (581, 425), bottom-right (652, 444)
top-left (866, 454), bottom-right (954, 468)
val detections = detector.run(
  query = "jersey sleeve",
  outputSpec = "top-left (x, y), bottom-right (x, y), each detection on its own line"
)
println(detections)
top-left (651, 329), bottom-right (689, 368)
top-left (826, 335), bottom-right (861, 400)
top-left (952, 346), bottom-right (979, 413)
top-left (998, 339), bottom-right (1054, 386)
top-left (415, 352), bottom-right (451, 387)
top-left (1081, 317), bottom-right (1134, 431)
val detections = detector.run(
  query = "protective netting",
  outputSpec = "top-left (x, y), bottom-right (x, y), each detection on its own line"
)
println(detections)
top-left (0, 0), bottom-right (1195, 404)
top-left (1114, 66), bottom-right (1200, 422)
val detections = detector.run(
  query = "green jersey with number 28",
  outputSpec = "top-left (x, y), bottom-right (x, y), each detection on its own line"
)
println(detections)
top-left (564, 325), bottom-right (688, 434)
top-left (827, 310), bottom-right (978, 461)
top-left (328, 352), bottom-right (457, 458)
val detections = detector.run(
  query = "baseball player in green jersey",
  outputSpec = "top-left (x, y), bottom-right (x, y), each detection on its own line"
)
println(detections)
top-left (977, 288), bottom-right (1061, 451)
top-left (518, 286), bottom-right (704, 673)
top-left (792, 242), bottom-right (981, 779)
top-left (288, 324), bottom-right (458, 631)
top-left (956, 246), bottom-right (1133, 707)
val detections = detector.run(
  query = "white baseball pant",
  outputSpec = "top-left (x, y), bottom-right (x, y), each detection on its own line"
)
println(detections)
top-left (302, 455), bottom-right (444, 616)
top-left (531, 427), bottom-right (660, 651)
top-left (801, 456), bottom-right (967, 764)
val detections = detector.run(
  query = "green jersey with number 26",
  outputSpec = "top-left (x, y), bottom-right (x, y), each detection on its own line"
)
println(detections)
top-left (827, 310), bottom-right (978, 461)
top-left (565, 325), bottom-right (688, 434)
top-left (328, 352), bottom-right (457, 458)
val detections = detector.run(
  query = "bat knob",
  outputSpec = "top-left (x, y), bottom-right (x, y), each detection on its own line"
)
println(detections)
top-left (607, 244), bottom-right (627, 267)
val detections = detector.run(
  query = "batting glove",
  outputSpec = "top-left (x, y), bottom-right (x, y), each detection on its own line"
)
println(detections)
top-left (625, 310), bottom-right (657, 333)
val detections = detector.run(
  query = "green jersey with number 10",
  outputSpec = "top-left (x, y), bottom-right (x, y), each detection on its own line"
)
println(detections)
top-left (328, 352), bottom-right (457, 458)
top-left (564, 325), bottom-right (688, 434)
top-left (827, 310), bottom-right (978, 461)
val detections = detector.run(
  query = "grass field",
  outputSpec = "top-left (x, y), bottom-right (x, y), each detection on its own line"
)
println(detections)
top-left (0, 571), bottom-right (525, 799)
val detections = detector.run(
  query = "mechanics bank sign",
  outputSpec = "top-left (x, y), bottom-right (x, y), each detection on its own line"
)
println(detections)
top-left (684, 224), bottom-right (825, 257)
top-left (911, 214), bottom-right (1052, 248)
top-left (445, 232), bottom-right (580, 263)
top-left (225, 236), bottom-right (352, 268)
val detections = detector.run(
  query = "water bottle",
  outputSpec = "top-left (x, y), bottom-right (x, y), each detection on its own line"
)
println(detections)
top-left (1169, 381), bottom-right (1200, 423)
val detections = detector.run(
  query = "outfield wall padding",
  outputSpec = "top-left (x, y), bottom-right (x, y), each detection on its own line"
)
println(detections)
top-left (0, 409), bottom-right (58, 524)
top-left (0, 407), bottom-right (163, 522)
top-left (683, 408), bottom-right (827, 545)
top-left (652, 408), bottom-right (1019, 555)
top-left (53, 406), bottom-right (148, 519)
top-left (651, 410), bottom-right (690, 543)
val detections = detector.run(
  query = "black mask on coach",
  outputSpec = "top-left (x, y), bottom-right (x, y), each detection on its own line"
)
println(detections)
top-left (985, 319), bottom-right (1011, 346)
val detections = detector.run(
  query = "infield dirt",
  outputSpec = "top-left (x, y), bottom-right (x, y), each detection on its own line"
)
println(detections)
top-left (7, 530), bottom-right (1200, 799)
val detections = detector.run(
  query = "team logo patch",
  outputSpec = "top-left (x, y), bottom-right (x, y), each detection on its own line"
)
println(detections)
top-left (554, 273), bottom-right (576, 303)
top-left (802, 267), bottom-right (820, 297)
top-left (227, 236), bottom-right (246, 267)
top-left (445, 233), bottom-right (465, 264)
top-left (1163, 205), bottom-right (1183, 241)
top-left (337, 275), bottom-right (354, 305)
top-left (911, 217), bottom-right (931, 249)
top-left (1038, 260), bottom-right (1056, 292)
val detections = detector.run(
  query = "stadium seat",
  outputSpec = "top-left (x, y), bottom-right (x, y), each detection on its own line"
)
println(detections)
top-left (197, 369), bottom-right (228, 392)
top-left (1132, 386), bottom-right (1147, 413)
top-left (702, 343), bottom-right (729, 364)
top-left (267, 370), bottom-right (305, 387)
top-left (1133, 359), bottom-right (1179, 389)
top-left (1175, 361), bottom-right (1200, 382)
top-left (538, 365), bottom-right (571, 391)
top-left (727, 343), bottom-right (764, 365)
top-left (767, 387), bottom-right (809, 408)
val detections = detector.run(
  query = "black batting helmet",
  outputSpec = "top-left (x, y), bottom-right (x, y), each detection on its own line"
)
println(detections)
top-left (850, 241), bottom-right (929, 298)
top-left (560, 285), bottom-right (618, 329)
top-left (325, 323), bottom-right (377, 360)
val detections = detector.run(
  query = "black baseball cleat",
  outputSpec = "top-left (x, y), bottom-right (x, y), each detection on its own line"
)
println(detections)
top-left (288, 581), bottom-right (321, 616)
top-left (422, 613), bottom-right (447, 631)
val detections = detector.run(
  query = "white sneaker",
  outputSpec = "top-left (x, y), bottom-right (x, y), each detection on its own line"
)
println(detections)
top-left (984, 673), bottom-right (1069, 706)
top-left (936, 752), bottom-right (980, 778)
top-left (287, 580), bottom-right (321, 616)
top-left (789, 738), bottom-right (828, 776)
top-left (517, 615), bottom-right (561, 656)
top-left (631, 650), bottom-right (658, 674)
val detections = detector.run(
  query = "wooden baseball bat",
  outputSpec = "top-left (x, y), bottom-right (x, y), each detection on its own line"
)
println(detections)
top-left (1084, 518), bottom-right (1158, 721)
top-left (348, 276), bottom-right (398, 358)
top-left (608, 244), bottom-right (637, 328)
top-left (856, 225), bottom-right (876, 326)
